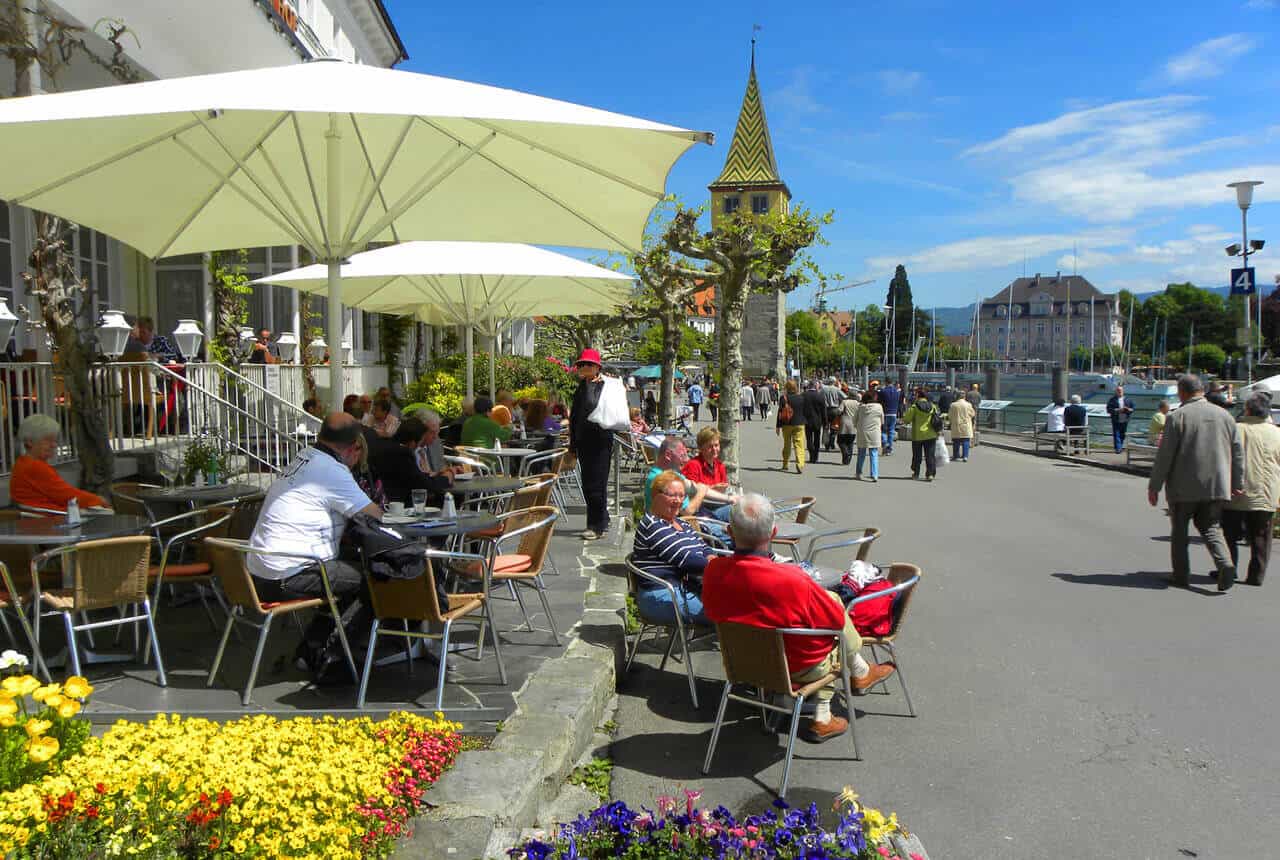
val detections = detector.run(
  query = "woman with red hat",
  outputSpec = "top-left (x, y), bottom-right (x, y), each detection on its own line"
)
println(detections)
top-left (569, 347), bottom-right (612, 540)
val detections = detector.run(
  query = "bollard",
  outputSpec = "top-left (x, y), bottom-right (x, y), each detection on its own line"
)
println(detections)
top-left (897, 366), bottom-right (909, 394)
top-left (984, 366), bottom-right (1001, 400)
top-left (1051, 365), bottom-right (1068, 404)
top-left (946, 366), bottom-right (957, 392)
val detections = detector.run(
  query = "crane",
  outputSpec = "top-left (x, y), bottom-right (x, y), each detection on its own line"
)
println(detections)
top-left (813, 278), bottom-right (875, 313)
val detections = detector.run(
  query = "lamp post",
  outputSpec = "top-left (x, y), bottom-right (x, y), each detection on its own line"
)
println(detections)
top-left (0, 300), bottom-right (19, 353)
top-left (1228, 180), bottom-right (1263, 384)
top-left (275, 331), bottom-right (298, 363)
top-left (172, 320), bottom-right (204, 362)
top-left (97, 310), bottom-right (132, 358)
top-left (792, 327), bottom-right (800, 378)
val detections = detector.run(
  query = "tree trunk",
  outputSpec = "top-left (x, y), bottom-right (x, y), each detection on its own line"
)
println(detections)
top-left (716, 270), bottom-right (749, 484)
top-left (658, 309), bottom-right (679, 428)
top-left (297, 291), bottom-right (318, 403)
top-left (413, 321), bottom-right (425, 377)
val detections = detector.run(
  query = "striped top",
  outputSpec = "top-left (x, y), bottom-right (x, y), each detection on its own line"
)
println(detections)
top-left (633, 514), bottom-right (712, 589)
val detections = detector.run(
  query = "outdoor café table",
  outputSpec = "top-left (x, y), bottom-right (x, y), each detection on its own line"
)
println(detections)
top-left (135, 481), bottom-right (261, 509)
top-left (399, 510), bottom-right (500, 541)
top-left (480, 447), bottom-right (538, 475)
top-left (447, 475), bottom-right (524, 498)
top-left (772, 522), bottom-right (815, 542)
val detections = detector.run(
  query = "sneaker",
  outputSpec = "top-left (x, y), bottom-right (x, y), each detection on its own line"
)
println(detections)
top-left (853, 662), bottom-right (895, 693)
top-left (926, 475), bottom-right (935, 482)
top-left (870, 477), bottom-right (879, 483)
top-left (802, 715), bottom-right (848, 743)
top-left (581, 529), bottom-right (600, 541)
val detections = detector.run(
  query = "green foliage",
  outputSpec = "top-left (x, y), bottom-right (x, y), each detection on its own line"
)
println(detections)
top-left (635, 323), bottom-right (710, 364)
top-left (886, 264), bottom-right (914, 347)
top-left (403, 370), bottom-right (464, 421)
top-left (177, 435), bottom-right (235, 485)
top-left (377, 314), bottom-right (413, 399)
top-left (567, 757), bottom-right (613, 802)
top-left (1169, 343), bottom-right (1228, 372)
top-left (207, 250), bottom-right (252, 366)
top-left (407, 353), bottom-right (577, 420)
top-left (624, 595), bottom-right (641, 635)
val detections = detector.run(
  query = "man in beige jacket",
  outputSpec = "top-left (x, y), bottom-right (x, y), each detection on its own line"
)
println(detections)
top-left (1148, 374), bottom-right (1244, 590)
top-left (1221, 392), bottom-right (1280, 586)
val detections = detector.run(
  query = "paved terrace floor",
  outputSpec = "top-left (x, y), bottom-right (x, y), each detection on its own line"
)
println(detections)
top-left (607, 418), bottom-right (1280, 859)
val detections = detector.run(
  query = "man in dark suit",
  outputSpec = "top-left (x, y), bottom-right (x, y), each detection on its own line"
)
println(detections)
top-left (1106, 385), bottom-right (1136, 453)
top-left (802, 380), bottom-right (826, 463)
top-left (366, 417), bottom-right (453, 507)
top-left (878, 382), bottom-right (901, 455)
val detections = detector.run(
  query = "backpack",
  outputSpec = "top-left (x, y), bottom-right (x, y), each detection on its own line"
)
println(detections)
top-left (929, 407), bottom-right (944, 433)
top-left (778, 396), bottom-right (794, 423)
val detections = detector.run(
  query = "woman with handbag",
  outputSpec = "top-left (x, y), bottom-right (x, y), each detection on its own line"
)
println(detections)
top-left (901, 388), bottom-right (941, 482)
top-left (569, 348), bottom-right (613, 541)
top-left (775, 379), bottom-right (809, 474)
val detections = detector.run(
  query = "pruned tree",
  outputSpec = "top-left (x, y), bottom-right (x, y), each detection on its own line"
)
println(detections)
top-left (4, 3), bottom-right (141, 493)
top-left (535, 313), bottom-right (633, 363)
top-left (652, 205), bottom-right (830, 481)
top-left (628, 247), bottom-right (707, 427)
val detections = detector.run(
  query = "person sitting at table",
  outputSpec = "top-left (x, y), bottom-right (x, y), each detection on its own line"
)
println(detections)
top-left (460, 396), bottom-right (513, 448)
top-left (645, 436), bottom-right (735, 518)
top-left (123, 315), bottom-right (182, 363)
top-left (9, 414), bottom-right (107, 513)
top-left (367, 417), bottom-right (454, 507)
top-left (247, 328), bottom-right (279, 365)
top-left (342, 394), bottom-right (363, 420)
top-left (367, 397), bottom-right (400, 439)
top-left (248, 412), bottom-right (382, 676)
top-left (526, 399), bottom-right (564, 435)
top-left (633, 470), bottom-right (716, 625)
top-left (701, 494), bottom-right (896, 743)
top-left (681, 427), bottom-right (729, 492)
top-left (303, 397), bottom-right (324, 419)
top-left (629, 406), bottom-right (650, 437)
top-left (357, 393), bottom-right (374, 423)
top-left (373, 386), bottom-right (401, 418)
top-left (496, 389), bottom-right (522, 431)
top-left (412, 409), bottom-right (451, 476)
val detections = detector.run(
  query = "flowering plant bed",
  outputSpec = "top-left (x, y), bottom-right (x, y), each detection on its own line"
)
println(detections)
top-left (0, 695), bottom-right (461, 859)
top-left (508, 788), bottom-right (920, 859)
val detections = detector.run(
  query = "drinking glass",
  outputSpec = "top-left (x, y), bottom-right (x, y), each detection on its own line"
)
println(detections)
top-left (411, 489), bottom-right (428, 516)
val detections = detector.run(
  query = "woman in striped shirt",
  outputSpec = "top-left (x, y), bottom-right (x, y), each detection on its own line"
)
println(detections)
top-left (633, 470), bottom-right (714, 625)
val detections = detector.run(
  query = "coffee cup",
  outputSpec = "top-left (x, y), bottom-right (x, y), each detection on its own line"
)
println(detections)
top-left (387, 501), bottom-right (405, 516)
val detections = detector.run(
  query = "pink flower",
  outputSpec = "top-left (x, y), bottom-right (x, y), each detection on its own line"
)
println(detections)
top-left (878, 848), bottom-right (891, 857)
top-left (684, 788), bottom-right (703, 815)
top-left (911, 855), bottom-right (925, 860)
top-left (656, 795), bottom-right (677, 816)
top-left (634, 813), bottom-right (653, 829)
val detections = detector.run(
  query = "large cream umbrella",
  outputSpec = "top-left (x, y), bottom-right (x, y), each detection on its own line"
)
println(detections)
top-left (0, 58), bottom-right (709, 403)
top-left (257, 240), bottom-right (634, 398)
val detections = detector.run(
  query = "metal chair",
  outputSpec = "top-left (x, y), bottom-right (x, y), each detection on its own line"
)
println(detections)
top-left (678, 515), bottom-right (734, 552)
top-left (845, 563), bottom-right (921, 717)
top-left (226, 493), bottom-right (266, 540)
top-left (145, 506), bottom-right (234, 645)
top-left (31, 536), bottom-right (166, 685)
top-left (16, 503), bottom-right (66, 517)
top-left (202, 538), bottom-right (358, 705)
top-left (520, 448), bottom-right (568, 513)
top-left (702, 620), bottom-right (859, 799)
top-left (623, 553), bottom-right (712, 708)
top-left (445, 454), bottom-right (493, 477)
top-left (455, 506), bottom-right (561, 643)
top-left (110, 482), bottom-right (163, 521)
top-left (357, 548), bottom-right (507, 710)
top-left (769, 496), bottom-right (817, 559)
top-left (801, 527), bottom-right (882, 588)
top-left (0, 560), bottom-right (50, 680)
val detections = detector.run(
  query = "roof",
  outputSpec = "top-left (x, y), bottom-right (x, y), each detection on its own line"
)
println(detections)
top-left (709, 52), bottom-right (787, 192)
top-left (688, 285), bottom-right (716, 318)
top-left (983, 274), bottom-right (1112, 304)
top-left (371, 0), bottom-right (409, 62)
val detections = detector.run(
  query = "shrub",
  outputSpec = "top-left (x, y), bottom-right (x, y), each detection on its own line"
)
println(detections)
top-left (418, 352), bottom-right (578, 409)
top-left (0, 663), bottom-right (93, 794)
top-left (403, 370), bottom-right (465, 421)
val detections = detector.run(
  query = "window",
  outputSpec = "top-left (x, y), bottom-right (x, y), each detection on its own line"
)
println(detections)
top-left (1037, 322), bottom-right (1046, 335)
top-left (1054, 324), bottom-right (1062, 335)
top-left (1012, 305), bottom-right (1023, 317)
top-left (996, 306), bottom-right (1007, 318)
top-left (751, 194), bottom-right (769, 214)
top-left (69, 224), bottom-right (111, 320)
top-left (722, 196), bottom-right (740, 215)
top-left (1078, 324), bottom-right (1086, 337)
top-left (0, 200), bottom-right (11, 307)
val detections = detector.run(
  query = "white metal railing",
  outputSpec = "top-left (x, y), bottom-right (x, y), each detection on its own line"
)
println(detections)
top-left (0, 360), bottom-right (320, 477)
top-left (237, 363), bottom-right (395, 411)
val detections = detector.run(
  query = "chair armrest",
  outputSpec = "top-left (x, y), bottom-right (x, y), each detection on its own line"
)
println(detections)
top-left (843, 575), bottom-right (919, 610)
top-left (806, 532), bottom-right (877, 565)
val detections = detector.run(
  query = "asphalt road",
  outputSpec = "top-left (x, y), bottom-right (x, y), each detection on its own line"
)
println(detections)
top-left (609, 419), bottom-right (1280, 859)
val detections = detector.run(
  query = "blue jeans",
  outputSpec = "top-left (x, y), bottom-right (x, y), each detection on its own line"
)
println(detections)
top-left (856, 446), bottom-right (879, 478)
top-left (701, 503), bottom-right (733, 546)
top-left (1112, 423), bottom-right (1127, 452)
top-left (952, 438), bottom-right (970, 460)
top-left (636, 582), bottom-right (708, 626)
top-left (882, 415), bottom-right (897, 452)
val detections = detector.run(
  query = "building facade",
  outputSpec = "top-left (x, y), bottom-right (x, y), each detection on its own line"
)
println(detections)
top-left (707, 49), bottom-right (788, 379)
top-left (978, 273), bottom-right (1123, 364)
top-left (1, 1), bottom-right (406, 364)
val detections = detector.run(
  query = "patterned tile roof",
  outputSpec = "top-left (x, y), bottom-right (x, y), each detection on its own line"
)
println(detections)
top-left (710, 57), bottom-right (785, 189)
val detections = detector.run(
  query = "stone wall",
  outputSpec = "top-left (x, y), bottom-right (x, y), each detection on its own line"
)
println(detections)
top-left (741, 291), bottom-right (785, 378)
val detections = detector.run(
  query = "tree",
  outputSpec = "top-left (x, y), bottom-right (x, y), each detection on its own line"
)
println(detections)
top-left (885, 265), bottom-right (914, 362)
top-left (653, 205), bottom-right (829, 481)
top-left (1169, 343), bottom-right (1227, 374)
top-left (636, 322), bottom-right (709, 365)
top-left (4, 5), bottom-right (141, 493)
top-left (536, 313), bottom-right (634, 363)
top-left (630, 240), bottom-right (708, 428)
top-left (784, 310), bottom-right (827, 374)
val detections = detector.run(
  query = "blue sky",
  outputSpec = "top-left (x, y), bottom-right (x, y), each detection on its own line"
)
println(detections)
top-left (385, 0), bottom-right (1280, 312)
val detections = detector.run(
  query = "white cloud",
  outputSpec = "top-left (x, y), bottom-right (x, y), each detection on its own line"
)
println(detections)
top-left (772, 66), bottom-right (827, 115)
top-left (1160, 34), bottom-right (1257, 83)
top-left (1245, 0), bottom-right (1276, 8)
top-left (865, 229), bottom-right (1131, 275)
top-left (964, 96), bottom-right (1202, 159)
top-left (882, 111), bottom-right (928, 123)
top-left (878, 69), bottom-right (923, 96)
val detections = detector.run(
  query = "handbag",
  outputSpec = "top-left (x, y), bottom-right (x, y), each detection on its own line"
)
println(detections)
top-left (929, 407), bottom-right (944, 433)
top-left (778, 397), bottom-right (794, 423)
top-left (587, 375), bottom-right (631, 432)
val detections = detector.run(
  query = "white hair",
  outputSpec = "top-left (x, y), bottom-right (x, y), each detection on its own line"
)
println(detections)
top-left (729, 493), bottom-right (775, 549)
top-left (18, 414), bottom-right (60, 449)
top-left (417, 408), bottom-right (441, 429)
top-left (1069, 394), bottom-right (1082, 404)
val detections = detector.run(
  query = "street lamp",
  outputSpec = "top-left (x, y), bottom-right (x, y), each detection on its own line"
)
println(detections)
top-left (0, 300), bottom-right (19, 352)
top-left (172, 319), bottom-right (204, 361)
top-left (792, 327), bottom-right (800, 377)
top-left (1227, 180), bottom-right (1264, 384)
top-left (96, 310), bottom-right (132, 358)
top-left (275, 331), bottom-right (298, 363)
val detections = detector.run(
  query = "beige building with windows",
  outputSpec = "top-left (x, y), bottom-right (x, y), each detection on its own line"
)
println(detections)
top-left (979, 273), bottom-right (1123, 364)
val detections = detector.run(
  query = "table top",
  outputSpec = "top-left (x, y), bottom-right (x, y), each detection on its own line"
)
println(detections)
top-left (447, 475), bottom-right (524, 496)
top-left (483, 447), bottom-right (538, 457)
top-left (0, 514), bottom-right (152, 545)
top-left (402, 510), bottom-right (499, 539)
top-left (135, 482), bottom-right (261, 504)
top-left (773, 522), bottom-right (816, 541)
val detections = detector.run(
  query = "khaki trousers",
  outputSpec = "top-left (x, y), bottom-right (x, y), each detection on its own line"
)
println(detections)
top-left (788, 592), bottom-right (863, 704)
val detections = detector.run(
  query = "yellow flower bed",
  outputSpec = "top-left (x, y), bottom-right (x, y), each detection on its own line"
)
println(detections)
top-left (0, 710), bottom-right (461, 858)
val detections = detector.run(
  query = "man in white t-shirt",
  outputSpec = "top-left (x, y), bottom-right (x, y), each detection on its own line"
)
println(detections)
top-left (249, 412), bottom-right (383, 672)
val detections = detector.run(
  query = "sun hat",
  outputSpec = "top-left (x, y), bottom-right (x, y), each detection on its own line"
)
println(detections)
top-left (575, 348), bottom-right (602, 366)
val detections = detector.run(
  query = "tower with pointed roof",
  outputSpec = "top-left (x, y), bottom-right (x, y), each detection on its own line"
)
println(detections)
top-left (708, 43), bottom-right (790, 378)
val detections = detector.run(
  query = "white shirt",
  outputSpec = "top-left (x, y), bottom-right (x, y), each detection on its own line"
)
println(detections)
top-left (740, 384), bottom-right (755, 403)
top-left (248, 446), bottom-right (372, 580)
top-left (1046, 404), bottom-right (1066, 433)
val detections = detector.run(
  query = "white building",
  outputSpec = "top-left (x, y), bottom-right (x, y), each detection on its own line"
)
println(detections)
top-left (979, 273), bottom-right (1124, 365)
top-left (1, 0), bottom-right (406, 366)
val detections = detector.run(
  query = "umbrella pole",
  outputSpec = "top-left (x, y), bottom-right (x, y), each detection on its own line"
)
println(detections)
top-left (325, 114), bottom-right (345, 410)
top-left (488, 316), bottom-right (497, 400)
top-left (465, 326), bottom-right (475, 400)
top-left (327, 258), bottom-right (343, 408)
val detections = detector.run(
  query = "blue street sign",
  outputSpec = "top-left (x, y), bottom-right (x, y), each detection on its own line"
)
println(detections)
top-left (1230, 266), bottom-right (1257, 295)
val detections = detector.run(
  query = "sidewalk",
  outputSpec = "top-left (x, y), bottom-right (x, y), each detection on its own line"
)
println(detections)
top-left (978, 431), bottom-right (1152, 476)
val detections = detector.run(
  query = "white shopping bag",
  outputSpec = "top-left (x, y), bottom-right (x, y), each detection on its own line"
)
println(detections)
top-left (588, 375), bottom-right (631, 432)
top-left (934, 436), bottom-right (950, 468)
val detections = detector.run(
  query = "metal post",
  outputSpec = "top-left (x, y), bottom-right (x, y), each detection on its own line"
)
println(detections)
top-left (324, 114), bottom-right (345, 409)
top-left (1243, 207), bottom-right (1253, 385)
top-left (613, 435), bottom-right (621, 523)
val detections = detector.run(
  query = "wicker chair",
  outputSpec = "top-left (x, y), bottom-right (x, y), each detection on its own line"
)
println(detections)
top-left (623, 553), bottom-right (713, 708)
top-left (226, 493), bottom-right (265, 540)
top-left (110, 481), bottom-right (163, 521)
top-left (845, 563), bottom-right (921, 717)
top-left (702, 620), bottom-right (859, 799)
top-left (202, 538), bottom-right (357, 705)
top-left (31, 536), bottom-right (166, 685)
top-left (358, 548), bottom-right (507, 710)
top-left (520, 448), bottom-right (567, 511)
top-left (0, 560), bottom-right (49, 680)
top-left (769, 496), bottom-right (816, 559)
top-left (454, 506), bottom-right (560, 644)
top-left (801, 527), bottom-right (882, 589)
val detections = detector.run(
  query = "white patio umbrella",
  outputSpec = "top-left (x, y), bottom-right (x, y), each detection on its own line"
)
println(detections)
top-left (257, 240), bottom-right (634, 398)
top-left (0, 58), bottom-right (710, 404)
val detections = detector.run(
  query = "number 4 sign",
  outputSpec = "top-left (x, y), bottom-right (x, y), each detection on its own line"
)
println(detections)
top-left (1230, 266), bottom-right (1256, 295)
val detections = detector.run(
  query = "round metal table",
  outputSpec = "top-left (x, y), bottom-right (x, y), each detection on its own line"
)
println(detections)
top-left (135, 482), bottom-right (261, 507)
top-left (446, 476), bottom-right (524, 497)
top-left (772, 522), bottom-right (815, 541)
top-left (400, 510), bottom-right (499, 539)
top-left (477, 447), bottom-right (539, 474)
top-left (0, 514), bottom-right (151, 545)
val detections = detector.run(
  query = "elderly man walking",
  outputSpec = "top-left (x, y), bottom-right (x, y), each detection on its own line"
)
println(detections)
top-left (702, 494), bottom-right (895, 743)
top-left (1221, 392), bottom-right (1280, 587)
top-left (1147, 374), bottom-right (1244, 590)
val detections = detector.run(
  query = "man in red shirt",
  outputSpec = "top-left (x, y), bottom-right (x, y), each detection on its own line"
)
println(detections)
top-left (702, 494), bottom-right (895, 743)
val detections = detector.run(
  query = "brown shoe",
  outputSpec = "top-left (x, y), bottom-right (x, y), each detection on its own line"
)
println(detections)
top-left (802, 715), bottom-right (848, 743)
top-left (853, 662), bottom-right (895, 693)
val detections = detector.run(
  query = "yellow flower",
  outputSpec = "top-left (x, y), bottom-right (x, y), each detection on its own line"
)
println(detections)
top-left (56, 700), bottom-right (80, 719)
top-left (43, 693), bottom-right (64, 709)
top-left (2, 675), bottom-right (40, 697)
top-left (836, 785), bottom-right (860, 810)
top-left (24, 719), bottom-right (51, 738)
top-left (61, 676), bottom-right (93, 699)
top-left (0, 714), bottom-right (14, 728)
top-left (26, 735), bottom-right (59, 763)
top-left (0, 698), bottom-right (16, 718)
top-left (30, 684), bottom-right (60, 704)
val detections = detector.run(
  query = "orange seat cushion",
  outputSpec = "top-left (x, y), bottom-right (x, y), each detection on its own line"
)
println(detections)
top-left (148, 562), bottom-right (212, 579)
top-left (456, 553), bottom-right (533, 577)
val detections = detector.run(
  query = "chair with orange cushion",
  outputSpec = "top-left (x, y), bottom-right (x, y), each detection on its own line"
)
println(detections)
top-left (145, 506), bottom-right (233, 643)
top-left (453, 505), bottom-right (559, 645)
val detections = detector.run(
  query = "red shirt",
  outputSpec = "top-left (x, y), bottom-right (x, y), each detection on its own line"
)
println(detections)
top-left (702, 552), bottom-right (845, 673)
top-left (681, 456), bottom-right (725, 487)
top-left (9, 456), bottom-right (106, 513)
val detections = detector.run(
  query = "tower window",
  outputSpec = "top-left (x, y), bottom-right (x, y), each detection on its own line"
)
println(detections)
top-left (751, 194), bottom-right (769, 214)
top-left (723, 196), bottom-right (740, 215)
